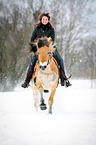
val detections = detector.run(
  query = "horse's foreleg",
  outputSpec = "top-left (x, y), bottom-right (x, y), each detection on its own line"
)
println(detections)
top-left (34, 95), bottom-right (39, 110)
top-left (39, 92), bottom-right (47, 110)
top-left (48, 87), bottom-right (56, 114)
top-left (40, 92), bottom-right (44, 104)
top-left (31, 87), bottom-right (39, 110)
top-left (36, 79), bottom-right (47, 110)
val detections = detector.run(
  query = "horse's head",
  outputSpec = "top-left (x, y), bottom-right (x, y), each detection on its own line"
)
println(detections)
top-left (37, 37), bottom-right (53, 71)
top-left (38, 46), bottom-right (51, 71)
top-left (29, 37), bottom-right (55, 71)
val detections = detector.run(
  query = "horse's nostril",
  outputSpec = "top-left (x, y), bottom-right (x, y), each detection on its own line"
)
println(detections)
top-left (39, 65), bottom-right (47, 70)
top-left (39, 65), bottom-right (42, 69)
top-left (44, 65), bottom-right (47, 68)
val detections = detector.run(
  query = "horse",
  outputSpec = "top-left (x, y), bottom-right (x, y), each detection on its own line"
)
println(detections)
top-left (29, 37), bottom-right (59, 114)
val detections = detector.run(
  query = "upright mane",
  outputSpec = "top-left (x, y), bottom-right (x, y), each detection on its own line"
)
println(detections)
top-left (37, 37), bottom-right (49, 48)
top-left (29, 37), bottom-right (55, 53)
top-left (36, 37), bottom-right (55, 52)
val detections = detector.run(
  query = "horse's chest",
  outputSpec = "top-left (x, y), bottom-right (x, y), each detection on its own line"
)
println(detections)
top-left (37, 71), bottom-right (57, 86)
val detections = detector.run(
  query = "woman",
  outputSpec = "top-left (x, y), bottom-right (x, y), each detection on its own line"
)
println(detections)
top-left (21, 13), bottom-right (71, 88)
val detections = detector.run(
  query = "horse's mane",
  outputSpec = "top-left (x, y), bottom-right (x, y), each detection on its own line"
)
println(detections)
top-left (29, 37), bottom-right (55, 53)
top-left (37, 37), bottom-right (49, 48)
top-left (36, 37), bottom-right (55, 52)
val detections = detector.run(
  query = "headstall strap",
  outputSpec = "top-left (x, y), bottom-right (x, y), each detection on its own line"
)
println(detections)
top-left (47, 53), bottom-right (52, 66)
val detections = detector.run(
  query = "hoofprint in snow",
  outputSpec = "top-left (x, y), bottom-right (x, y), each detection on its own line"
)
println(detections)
top-left (0, 80), bottom-right (96, 145)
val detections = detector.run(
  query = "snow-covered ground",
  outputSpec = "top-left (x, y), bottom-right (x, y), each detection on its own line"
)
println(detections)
top-left (0, 80), bottom-right (96, 145)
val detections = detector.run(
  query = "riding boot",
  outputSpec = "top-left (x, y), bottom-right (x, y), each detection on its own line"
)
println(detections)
top-left (53, 49), bottom-right (72, 87)
top-left (21, 55), bottom-right (38, 88)
top-left (21, 66), bottom-right (34, 88)
top-left (60, 68), bottom-right (72, 87)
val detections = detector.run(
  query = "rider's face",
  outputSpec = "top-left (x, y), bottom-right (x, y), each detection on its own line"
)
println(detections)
top-left (41, 16), bottom-right (49, 25)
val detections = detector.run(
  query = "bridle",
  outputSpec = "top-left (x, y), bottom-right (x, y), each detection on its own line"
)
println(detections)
top-left (37, 51), bottom-right (52, 67)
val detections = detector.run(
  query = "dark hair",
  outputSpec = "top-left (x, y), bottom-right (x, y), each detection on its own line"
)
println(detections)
top-left (34, 13), bottom-right (54, 29)
top-left (39, 13), bottom-right (50, 21)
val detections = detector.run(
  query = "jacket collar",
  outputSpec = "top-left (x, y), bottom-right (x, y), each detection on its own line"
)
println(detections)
top-left (37, 22), bottom-right (51, 30)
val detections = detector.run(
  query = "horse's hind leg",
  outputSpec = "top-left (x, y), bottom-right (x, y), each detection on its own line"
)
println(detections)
top-left (48, 87), bottom-right (56, 114)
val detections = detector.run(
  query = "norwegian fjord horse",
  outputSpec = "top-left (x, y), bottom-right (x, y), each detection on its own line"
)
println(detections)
top-left (30, 37), bottom-right (59, 114)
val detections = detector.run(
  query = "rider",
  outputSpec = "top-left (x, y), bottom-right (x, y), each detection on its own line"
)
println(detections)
top-left (21, 13), bottom-right (72, 88)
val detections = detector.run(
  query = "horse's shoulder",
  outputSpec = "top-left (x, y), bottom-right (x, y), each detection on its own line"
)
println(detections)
top-left (50, 58), bottom-right (59, 74)
top-left (34, 63), bottom-right (40, 75)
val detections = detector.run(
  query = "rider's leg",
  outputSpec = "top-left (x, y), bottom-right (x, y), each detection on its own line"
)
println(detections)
top-left (53, 49), bottom-right (72, 87)
top-left (21, 55), bottom-right (38, 88)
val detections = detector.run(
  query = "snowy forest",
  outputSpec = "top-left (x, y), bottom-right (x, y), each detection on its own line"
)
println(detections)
top-left (0, 0), bottom-right (96, 91)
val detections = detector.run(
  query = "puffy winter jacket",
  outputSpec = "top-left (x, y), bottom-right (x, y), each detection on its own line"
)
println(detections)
top-left (30, 22), bottom-right (55, 43)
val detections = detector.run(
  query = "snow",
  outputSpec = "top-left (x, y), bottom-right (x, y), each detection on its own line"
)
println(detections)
top-left (0, 80), bottom-right (96, 145)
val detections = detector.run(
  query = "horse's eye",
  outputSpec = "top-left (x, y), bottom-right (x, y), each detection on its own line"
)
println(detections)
top-left (47, 52), bottom-right (50, 55)
top-left (38, 52), bottom-right (40, 55)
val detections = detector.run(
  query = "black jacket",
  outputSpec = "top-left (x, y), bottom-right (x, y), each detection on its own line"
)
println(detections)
top-left (30, 22), bottom-right (55, 43)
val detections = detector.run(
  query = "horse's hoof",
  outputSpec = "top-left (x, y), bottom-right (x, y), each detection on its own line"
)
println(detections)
top-left (49, 111), bottom-right (52, 114)
top-left (44, 90), bottom-right (49, 93)
top-left (40, 103), bottom-right (47, 110)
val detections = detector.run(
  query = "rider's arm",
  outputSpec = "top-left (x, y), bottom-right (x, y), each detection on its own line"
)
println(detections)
top-left (50, 27), bottom-right (55, 43)
top-left (30, 28), bottom-right (37, 42)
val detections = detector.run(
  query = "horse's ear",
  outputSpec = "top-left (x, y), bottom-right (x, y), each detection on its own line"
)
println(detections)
top-left (48, 37), bottom-right (52, 45)
top-left (28, 42), bottom-right (37, 53)
top-left (48, 38), bottom-right (56, 52)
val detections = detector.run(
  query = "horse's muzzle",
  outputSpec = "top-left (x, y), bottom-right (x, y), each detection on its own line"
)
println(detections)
top-left (39, 62), bottom-right (47, 71)
top-left (39, 65), bottom-right (47, 71)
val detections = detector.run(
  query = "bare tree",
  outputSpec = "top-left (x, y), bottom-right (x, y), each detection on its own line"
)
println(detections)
top-left (27, 0), bottom-right (44, 23)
